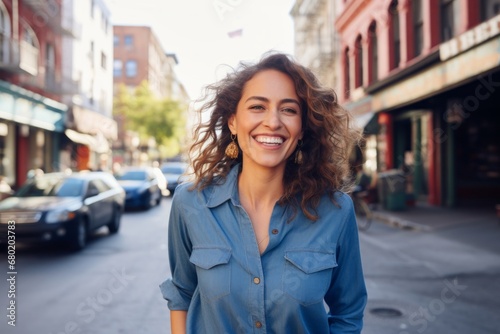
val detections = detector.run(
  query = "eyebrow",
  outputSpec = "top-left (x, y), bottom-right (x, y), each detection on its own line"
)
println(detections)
top-left (245, 96), bottom-right (301, 106)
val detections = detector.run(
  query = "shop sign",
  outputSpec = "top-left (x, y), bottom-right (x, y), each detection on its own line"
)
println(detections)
top-left (374, 37), bottom-right (500, 112)
top-left (440, 14), bottom-right (500, 61)
top-left (0, 81), bottom-right (66, 131)
top-left (69, 106), bottom-right (117, 140)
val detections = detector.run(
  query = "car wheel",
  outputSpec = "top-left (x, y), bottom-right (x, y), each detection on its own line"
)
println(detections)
top-left (108, 207), bottom-right (122, 234)
top-left (68, 217), bottom-right (87, 251)
top-left (144, 193), bottom-right (153, 210)
top-left (156, 190), bottom-right (162, 205)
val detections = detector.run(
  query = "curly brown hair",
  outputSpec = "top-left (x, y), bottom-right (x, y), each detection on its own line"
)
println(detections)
top-left (189, 52), bottom-right (360, 221)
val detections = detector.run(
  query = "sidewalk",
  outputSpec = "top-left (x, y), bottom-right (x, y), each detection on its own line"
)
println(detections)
top-left (372, 201), bottom-right (499, 232)
top-left (362, 202), bottom-right (500, 334)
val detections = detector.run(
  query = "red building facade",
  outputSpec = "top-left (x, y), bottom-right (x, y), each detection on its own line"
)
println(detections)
top-left (0, 0), bottom-right (69, 188)
top-left (336, 0), bottom-right (500, 208)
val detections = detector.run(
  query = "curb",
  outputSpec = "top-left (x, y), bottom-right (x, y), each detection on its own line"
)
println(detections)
top-left (372, 211), bottom-right (433, 232)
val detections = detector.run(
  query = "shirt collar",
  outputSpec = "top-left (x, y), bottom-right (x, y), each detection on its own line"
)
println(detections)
top-left (206, 164), bottom-right (241, 208)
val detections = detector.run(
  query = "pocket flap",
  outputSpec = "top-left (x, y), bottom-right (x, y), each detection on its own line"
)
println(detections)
top-left (190, 247), bottom-right (231, 270)
top-left (285, 250), bottom-right (337, 274)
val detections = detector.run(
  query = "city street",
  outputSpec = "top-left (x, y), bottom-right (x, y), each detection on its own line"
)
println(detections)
top-left (361, 214), bottom-right (500, 334)
top-left (0, 199), bottom-right (172, 334)
top-left (1, 197), bottom-right (499, 333)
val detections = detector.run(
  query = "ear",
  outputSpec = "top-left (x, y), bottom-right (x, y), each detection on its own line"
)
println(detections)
top-left (228, 114), bottom-right (237, 134)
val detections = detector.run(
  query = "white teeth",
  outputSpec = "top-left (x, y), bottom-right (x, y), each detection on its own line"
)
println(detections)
top-left (255, 136), bottom-right (283, 145)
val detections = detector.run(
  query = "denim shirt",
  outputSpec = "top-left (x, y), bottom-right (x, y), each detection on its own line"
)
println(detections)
top-left (160, 165), bottom-right (367, 333)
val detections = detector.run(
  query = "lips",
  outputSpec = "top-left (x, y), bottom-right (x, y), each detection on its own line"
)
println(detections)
top-left (254, 135), bottom-right (284, 145)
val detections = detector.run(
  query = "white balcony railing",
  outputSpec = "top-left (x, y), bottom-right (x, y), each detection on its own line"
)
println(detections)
top-left (0, 33), bottom-right (39, 76)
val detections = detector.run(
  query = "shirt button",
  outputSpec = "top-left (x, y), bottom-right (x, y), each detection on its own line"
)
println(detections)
top-left (253, 277), bottom-right (260, 284)
top-left (255, 321), bottom-right (262, 328)
top-left (272, 229), bottom-right (279, 234)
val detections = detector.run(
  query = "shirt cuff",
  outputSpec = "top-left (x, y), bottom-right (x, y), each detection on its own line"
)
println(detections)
top-left (159, 278), bottom-right (191, 310)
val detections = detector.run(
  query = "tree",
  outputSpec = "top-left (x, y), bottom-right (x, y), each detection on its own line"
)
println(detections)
top-left (114, 82), bottom-right (187, 159)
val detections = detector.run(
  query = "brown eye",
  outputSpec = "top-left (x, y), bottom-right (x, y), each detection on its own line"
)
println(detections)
top-left (282, 108), bottom-right (298, 114)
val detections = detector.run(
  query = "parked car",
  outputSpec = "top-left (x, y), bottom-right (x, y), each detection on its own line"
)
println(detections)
top-left (114, 167), bottom-right (162, 209)
top-left (0, 171), bottom-right (125, 251)
top-left (160, 162), bottom-right (188, 195)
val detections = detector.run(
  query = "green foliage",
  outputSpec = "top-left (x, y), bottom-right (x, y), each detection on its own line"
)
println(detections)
top-left (114, 82), bottom-right (187, 158)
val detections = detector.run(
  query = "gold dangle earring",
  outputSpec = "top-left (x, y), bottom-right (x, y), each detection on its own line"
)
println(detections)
top-left (295, 139), bottom-right (303, 164)
top-left (225, 134), bottom-right (239, 159)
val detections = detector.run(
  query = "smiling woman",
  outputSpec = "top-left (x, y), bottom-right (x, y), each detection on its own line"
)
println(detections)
top-left (159, 52), bottom-right (366, 334)
top-left (228, 69), bottom-right (303, 172)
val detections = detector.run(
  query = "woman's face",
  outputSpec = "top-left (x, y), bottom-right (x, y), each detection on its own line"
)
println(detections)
top-left (228, 69), bottom-right (303, 172)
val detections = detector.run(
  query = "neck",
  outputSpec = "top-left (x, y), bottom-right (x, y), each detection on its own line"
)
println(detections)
top-left (238, 165), bottom-right (284, 210)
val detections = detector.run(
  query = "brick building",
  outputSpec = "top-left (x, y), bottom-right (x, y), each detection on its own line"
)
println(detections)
top-left (334, 0), bottom-right (500, 208)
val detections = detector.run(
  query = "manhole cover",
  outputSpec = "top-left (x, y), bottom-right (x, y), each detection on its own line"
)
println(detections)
top-left (370, 307), bottom-right (403, 318)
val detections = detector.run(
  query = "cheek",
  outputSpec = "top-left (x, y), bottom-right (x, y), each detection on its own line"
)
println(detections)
top-left (288, 118), bottom-right (303, 137)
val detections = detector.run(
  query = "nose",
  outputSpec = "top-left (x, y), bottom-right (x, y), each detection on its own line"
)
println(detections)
top-left (263, 109), bottom-right (282, 129)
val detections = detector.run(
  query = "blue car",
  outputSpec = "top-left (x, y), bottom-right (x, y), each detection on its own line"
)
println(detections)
top-left (160, 162), bottom-right (188, 195)
top-left (115, 167), bottom-right (162, 210)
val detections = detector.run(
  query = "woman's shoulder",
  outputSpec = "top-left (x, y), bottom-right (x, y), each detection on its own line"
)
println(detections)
top-left (170, 181), bottom-right (199, 206)
top-left (171, 179), bottom-right (223, 207)
top-left (333, 191), bottom-right (354, 207)
top-left (318, 190), bottom-right (353, 209)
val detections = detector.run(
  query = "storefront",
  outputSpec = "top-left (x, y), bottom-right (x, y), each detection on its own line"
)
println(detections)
top-left (0, 80), bottom-right (66, 188)
top-left (64, 105), bottom-right (117, 172)
top-left (348, 16), bottom-right (500, 208)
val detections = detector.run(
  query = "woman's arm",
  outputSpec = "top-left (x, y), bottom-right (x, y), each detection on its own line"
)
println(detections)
top-left (159, 186), bottom-right (196, 331)
top-left (171, 310), bottom-right (187, 334)
top-left (325, 195), bottom-right (367, 333)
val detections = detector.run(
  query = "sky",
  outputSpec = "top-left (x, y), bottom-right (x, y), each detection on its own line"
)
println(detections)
top-left (108, 0), bottom-right (296, 101)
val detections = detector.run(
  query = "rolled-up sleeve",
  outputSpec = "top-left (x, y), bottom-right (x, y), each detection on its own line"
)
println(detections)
top-left (159, 187), bottom-right (197, 310)
top-left (325, 195), bottom-right (367, 333)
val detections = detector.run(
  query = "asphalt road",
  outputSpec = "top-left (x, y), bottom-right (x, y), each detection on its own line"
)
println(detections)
top-left (0, 198), bottom-right (172, 334)
top-left (1, 197), bottom-right (499, 334)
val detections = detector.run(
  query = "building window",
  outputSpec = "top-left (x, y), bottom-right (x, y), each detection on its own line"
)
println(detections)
top-left (355, 35), bottom-right (363, 88)
top-left (369, 22), bottom-right (378, 83)
top-left (413, 0), bottom-right (423, 57)
top-left (19, 25), bottom-right (39, 75)
top-left (441, 0), bottom-right (460, 42)
top-left (124, 35), bottom-right (133, 47)
top-left (113, 35), bottom-right (119, 46)
top-left (480, 0), bottom-right (500, 21)
top-left (91, 0), bottom-right (95, 18)
top-left (390, 0), bottom-right (400, 69)
top-left (113, 59), bottom-right (122, 77)
top-left (101, 51), bottom-right (106, 69)
top-left (89, 41), bottom-right (94, 67)
top-left (344, 47), bottom-right (350, 99)
top-left (23, 26), bottom-right (36, 46)
top-left (0, 5), bottom-right (10, 63)
top-left (125, 60), bottom-right (137, 77)
top-left (45, 43), bottom-right (55, 89)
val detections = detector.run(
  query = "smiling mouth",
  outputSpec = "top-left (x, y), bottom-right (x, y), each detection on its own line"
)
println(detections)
top-left (254, 135), bottom-right (285, 146)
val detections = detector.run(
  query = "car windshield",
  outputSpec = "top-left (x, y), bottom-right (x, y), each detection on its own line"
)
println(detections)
top-left (161, 166), bottom-right (185, 174)
top-left (15, 177), bottom-right (84, 197)
top-left (115, 170), bottom-right (147, 181)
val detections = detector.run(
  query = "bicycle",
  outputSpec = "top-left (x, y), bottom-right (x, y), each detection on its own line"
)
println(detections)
top-left (351, 189), bottom-right (374, 231)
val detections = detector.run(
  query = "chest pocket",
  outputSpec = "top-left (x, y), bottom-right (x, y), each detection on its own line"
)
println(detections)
top-left (283, 250), bottom-right (338, 306)
top-left (190, 247), bottom-right (232, 301)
